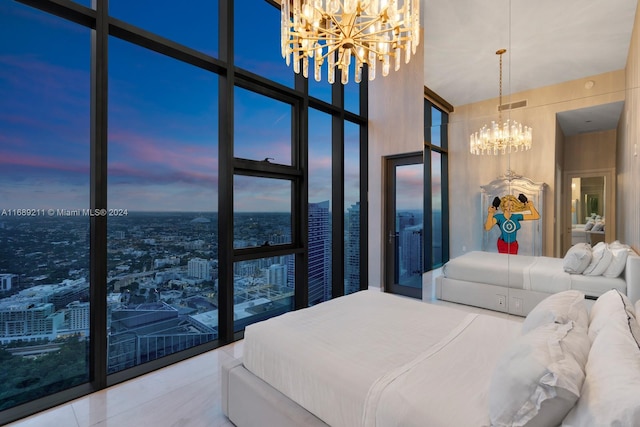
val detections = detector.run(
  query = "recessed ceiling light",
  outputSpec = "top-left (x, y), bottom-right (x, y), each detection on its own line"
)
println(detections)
top-left (585, 80), bottom-right (595, 89)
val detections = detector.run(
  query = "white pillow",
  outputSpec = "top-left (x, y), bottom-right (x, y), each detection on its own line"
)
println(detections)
top-left (562, 319), bottom-right (640, 426)
top-left (489, 321), bottom-right (590, 427)
top-left (582, 242), bottom-right (612, 276)
top-left (609, 240), bottom-right (630, 250)
top-left (522, 290), bottom-right (588, 334)
top-left (583, 221), bottom-right (595, 231)
top-left (588, 289), bottom-right (636, 342)
top-left (591, 221), bottom-right (604, 232)
top-left (562, 243), bottom-right (592, 274)
top-left (602, 247), bottom-right (629, 278)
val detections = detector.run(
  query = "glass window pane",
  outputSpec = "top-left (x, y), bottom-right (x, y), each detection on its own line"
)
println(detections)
top-left (234, 87), bottom-right (292, 165)
top-left (430, 107), bottom-right (443, 147)
top-left (235, 0), bottom-right (292, 86)
top-left (308, 77), bottom-right (333, 104)
top-left (233, 255), bottom-right (295, 331)
top-left (396, 163), bottom-right (423, 287)
top-left (0, 3), bottom-right (90, 409)
top-left (308, 109), bottom-right (332, 305)
top-left (107, 38), bottom-right (218, 374)
top-left (344, 122), bottom-right (361, 295)
top-left (431, 151), bottom-right (443, 267)
top-left (344, 62), bottom-right (361, 114)
top-left (234, 176), bottom-right (292, 248)
top-left (109, 0), bottom-right (218, 58)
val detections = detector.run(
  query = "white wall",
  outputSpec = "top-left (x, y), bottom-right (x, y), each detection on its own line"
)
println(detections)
top-left (617, 3), bottom-right (640, 253)
top-left (367, 32), bottom-right (425, 289)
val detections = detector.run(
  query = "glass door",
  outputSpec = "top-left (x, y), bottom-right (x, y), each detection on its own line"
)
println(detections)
top-left (384, 153), bottom-right (424, 299)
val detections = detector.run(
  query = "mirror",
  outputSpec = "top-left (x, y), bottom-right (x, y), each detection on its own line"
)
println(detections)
top-left (572, 176), bottom-right (605, 225)
top-left (429, 0), bottom-right (635, 322)
top-left (563, 169), bottom-right (615, 254)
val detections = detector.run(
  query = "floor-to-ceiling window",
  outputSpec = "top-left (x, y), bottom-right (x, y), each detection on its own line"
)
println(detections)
top-left (424, 99), bottom-right (450, 270)
top-left (0, 0), bottom-right (367, 422)
top-left (0, 3), bottom-right (91, 411)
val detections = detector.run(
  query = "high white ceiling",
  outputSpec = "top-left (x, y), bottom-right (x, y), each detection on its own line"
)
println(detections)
top-left (422, 0), bottom-right (637, 134)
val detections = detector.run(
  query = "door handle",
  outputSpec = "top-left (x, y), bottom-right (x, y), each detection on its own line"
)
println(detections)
top-left (388, 232), bottom-right (398, 244)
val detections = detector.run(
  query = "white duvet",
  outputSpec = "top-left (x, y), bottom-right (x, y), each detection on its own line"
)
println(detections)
top-left (242, 290), bottom-right (522, 427)
top-left (442, 251), bottom-right (625, 295)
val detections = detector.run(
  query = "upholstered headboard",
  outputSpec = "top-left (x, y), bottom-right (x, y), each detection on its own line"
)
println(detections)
top-left (624, 250), bottom-right (640, 304)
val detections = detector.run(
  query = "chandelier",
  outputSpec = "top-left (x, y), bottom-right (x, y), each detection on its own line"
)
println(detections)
top-left (280, 0), bottom-right (420, 84)
top-left (470, 49), bottom-right (532, 155)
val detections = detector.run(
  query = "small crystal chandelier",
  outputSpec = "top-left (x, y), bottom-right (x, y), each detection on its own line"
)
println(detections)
top-left (470, 49), bottom-right (532, 155)
top-left (280, 0), bottom-right (420, 84)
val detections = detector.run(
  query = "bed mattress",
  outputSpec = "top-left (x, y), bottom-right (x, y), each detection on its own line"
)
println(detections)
top-left (442, 251), bottom-right (625, 296)
top-left (242, 290), bottom-right (522, 427)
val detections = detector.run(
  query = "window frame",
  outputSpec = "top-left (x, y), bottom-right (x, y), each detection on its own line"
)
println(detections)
top-left (2, 0), bottom-right (368, 422)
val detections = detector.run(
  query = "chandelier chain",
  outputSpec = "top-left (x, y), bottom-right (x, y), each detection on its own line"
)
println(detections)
top-left (469, 48), bottom-right (533, 155)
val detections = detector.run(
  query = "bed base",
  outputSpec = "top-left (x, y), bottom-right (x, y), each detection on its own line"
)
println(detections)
top-left (435, 277), bottom-right (551, 316)
top-left (222, 358), bottom-right (328, 427)
top-left (436, 250), bottom-right (640, 315)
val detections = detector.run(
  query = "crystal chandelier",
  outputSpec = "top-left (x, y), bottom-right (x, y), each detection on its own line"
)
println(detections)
top-left (280, 0), bottom-right (420, 84)
top-left (470, 49), bottom-right (532, 155)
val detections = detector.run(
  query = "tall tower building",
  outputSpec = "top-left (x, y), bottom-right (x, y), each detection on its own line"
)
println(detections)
top-left (265, 264), bottom-right (287, 288)
top-left (66, 301), bottom-right (90, 333)
top-left (345, 202), bottom-right (360, 295)
top-left (308, 201), bottom-right (331, 305)
top-left (188, 258), bottom-right (211, 280)
top-left (400, 224), bottom-right (423, 279)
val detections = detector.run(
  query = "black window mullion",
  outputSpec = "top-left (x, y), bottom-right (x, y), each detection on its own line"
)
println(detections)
top-left (359, 68), bottom-right (369, 290)
top-left (295, 71), bottom-right (309, 308)
top-left (218, 0), bottom-right (234, 344)
top-left (331, 114), bottom-right (345, 299)
top-left (89, 0), bottom-right (108, 391)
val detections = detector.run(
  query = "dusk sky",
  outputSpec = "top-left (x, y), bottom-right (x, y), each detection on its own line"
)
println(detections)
top-left (0, 0), bottom-right (362, 213)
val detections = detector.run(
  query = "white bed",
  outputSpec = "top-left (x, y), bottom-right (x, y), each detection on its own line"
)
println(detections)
top-left (436, 248), bottom-right (640, 316)
top-left (222, 288), bottom-right (640, 427)
top-left (241, 291), bottom-right (520, 427)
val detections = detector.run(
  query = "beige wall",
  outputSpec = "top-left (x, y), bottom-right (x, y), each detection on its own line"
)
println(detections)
top-left (564, 130), bottom-right (617, 171)
top-left (448, 70), bottom-right (625, 258)
top-left (617, 3), bottom-right (640, 253)
top-left (367, 32), bottom-right (424, 289)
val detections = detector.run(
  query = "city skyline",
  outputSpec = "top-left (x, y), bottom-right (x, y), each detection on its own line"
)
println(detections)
top-left (0, 1), bottom-right (361, 213)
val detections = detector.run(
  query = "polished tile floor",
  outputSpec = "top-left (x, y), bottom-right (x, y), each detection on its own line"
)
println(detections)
top-left (7, 341), bottom-right (244, 427)
top-left (7, 272), bottom-right (515, 427)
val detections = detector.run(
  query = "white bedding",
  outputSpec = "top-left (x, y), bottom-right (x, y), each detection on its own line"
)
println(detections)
top-left (242, 290), bottom-right (522, 427)
top-left (443, 251), bottom-right (625, 296)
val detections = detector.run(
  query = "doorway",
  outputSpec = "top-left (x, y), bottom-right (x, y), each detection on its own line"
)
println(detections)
top-left (384, 152), bottom-right (424, 299)
top-left (562, 168), bottom-right (615, 255)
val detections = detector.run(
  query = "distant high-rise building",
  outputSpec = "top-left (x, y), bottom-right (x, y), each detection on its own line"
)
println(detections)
top-left (345, 202), bottom-right (360, 295)
top-left (66, 301), bottom-right (90, 332)
top-left (0, 300), bottom-right (63, 344)
top-left (266, 264), bottom-right (287, 288)
top-left (400, 224), bottom-right (423, 278)
top-left (188, 258), bottom-right (211, 280)
top-left (0, 274), bottom-right (14, 292)
top-left (308, 201), bottom-right (331, 305)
